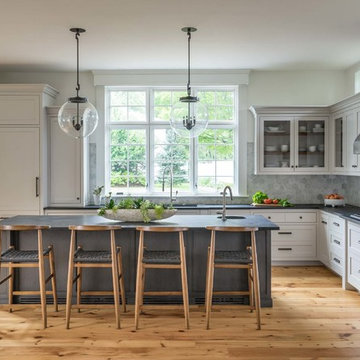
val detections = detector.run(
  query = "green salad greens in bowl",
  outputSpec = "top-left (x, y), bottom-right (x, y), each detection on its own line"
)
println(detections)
top-left (98, 197), bottom-right (176, 223)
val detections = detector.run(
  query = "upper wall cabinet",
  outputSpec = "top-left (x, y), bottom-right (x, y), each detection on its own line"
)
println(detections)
top-left (0, 84), bottom-right (58, 217)
top-left (330, 93), bottom-right (360, 175)
top-left (250, 107), bottom-right (329, 175)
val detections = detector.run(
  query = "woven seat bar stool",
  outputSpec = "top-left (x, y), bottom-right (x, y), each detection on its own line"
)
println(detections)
top-left (0, 225), bottom-right (58, 329)
top-left (205, 226), bottom-right (261, 330)
top-left (135, 226), bottom-right (190, 330)
top-left (65, 225), bottom-right (126, 329)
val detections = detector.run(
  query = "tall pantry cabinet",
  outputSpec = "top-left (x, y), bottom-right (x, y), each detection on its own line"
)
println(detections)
top-left (0, 84), bottom-right (58, 217)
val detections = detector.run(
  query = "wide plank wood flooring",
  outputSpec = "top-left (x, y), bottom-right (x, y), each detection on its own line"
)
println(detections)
top-left (0, 266), bottom-right (360, 359)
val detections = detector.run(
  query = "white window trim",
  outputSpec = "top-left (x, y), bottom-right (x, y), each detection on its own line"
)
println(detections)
top-left (94, 71), bottom-right (248, 197)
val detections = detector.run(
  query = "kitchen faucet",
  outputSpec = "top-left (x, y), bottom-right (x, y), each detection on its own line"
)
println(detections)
top-left (217, 185), bottom-right (233, 221)
top-left (161, 166), bottom-right (178, 203)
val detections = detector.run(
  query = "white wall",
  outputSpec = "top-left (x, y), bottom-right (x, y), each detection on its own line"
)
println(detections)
top-left (345, 61), bottom-right (360, 97)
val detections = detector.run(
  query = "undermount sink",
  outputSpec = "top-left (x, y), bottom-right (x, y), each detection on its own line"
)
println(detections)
top-left (217, 215), bottom-right (246, 220)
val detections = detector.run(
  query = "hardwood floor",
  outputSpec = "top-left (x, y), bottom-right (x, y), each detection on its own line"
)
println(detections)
top-left (0, 266), bottom-right (360, 359)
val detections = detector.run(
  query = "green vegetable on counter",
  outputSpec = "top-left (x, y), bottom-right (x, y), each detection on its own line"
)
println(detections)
top-left (252, 191), bottom-right (268, 204)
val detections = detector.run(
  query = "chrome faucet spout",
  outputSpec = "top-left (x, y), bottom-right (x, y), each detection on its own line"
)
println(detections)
top-left (220, 186), bottom-right (233, 221)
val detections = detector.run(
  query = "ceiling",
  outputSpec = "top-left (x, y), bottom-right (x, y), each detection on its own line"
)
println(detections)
top-left (1, 0), bottom-right (360, 72)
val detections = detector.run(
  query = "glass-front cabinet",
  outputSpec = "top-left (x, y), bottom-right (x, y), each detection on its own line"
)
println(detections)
top-left (256, 112), bottom-right (329, 174)
top-left (295, 117), bottom-right (327, 171)
top-left (332, 113), bottom-right (346, 172)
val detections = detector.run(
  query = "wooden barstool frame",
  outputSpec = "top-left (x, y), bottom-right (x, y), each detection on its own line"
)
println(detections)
top-left (205, 226), bottom-right (261, 330)
top-left (65, 225), bottom-right (126, 329)
top-left (0, 225), bottom-right (58, 329)
top-left (134, 226), bottom-right (190, 330)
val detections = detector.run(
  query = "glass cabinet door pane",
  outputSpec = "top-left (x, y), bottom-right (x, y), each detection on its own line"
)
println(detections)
top-left (334, 117), bottom-right (343, 168)
top-left (263, 120), bottom-right (291, 169)
top-left (297, 120), bottom-right (325, 168)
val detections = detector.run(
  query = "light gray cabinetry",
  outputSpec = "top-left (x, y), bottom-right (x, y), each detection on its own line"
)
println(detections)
top-left (347, 222), bottom-right (360, 291)
top-left (0, 85), bottom-right (57, 216)
top-left (47, 107), bottom-right (87, 206)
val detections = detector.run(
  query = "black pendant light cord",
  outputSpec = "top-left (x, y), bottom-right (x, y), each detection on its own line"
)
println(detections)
top-left (187, 29), bottom-right (191, 96)
top-left (75, 30), bottom-right (81, 97)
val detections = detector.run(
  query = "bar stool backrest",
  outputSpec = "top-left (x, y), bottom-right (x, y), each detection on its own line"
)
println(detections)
top-left (206, 226), bottom-right (258, 232)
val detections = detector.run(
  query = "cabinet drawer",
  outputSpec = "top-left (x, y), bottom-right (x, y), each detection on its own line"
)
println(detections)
top-left (329, 250), bottom-right (344, 276)
top-left (272, 225), bottom-right (316, 245)
top-left (348, 252), bottom-right (360, 290)
top-left (0, 95), bottom-right (39, 125)
top-left (272, 244), bottom-right (316, 260)
top-left (285, 212), bottom-right (316, 223)
top-left (254, 211), bottom-right (285, 222)
top-left (329, 216), bottom-right (345, 234)
top-left (329, 232), bottom-right (345, 252)
top-left (348, 223), bottom-right (360, 253)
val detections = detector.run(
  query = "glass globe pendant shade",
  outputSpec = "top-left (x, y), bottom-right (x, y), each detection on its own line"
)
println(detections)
top-left (58, 97), bottom-right (99, 139)
top-left (170, 100), bottom-right (208, 138)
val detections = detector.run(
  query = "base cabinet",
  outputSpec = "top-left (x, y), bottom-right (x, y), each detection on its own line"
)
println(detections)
top-left (347, 222), bottom-right (360, 290)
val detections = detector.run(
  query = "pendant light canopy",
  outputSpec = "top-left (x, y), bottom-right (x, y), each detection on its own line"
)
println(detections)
top-left (170, 27), bottom-right (208, 138)
top-left (58, 28), bottom-right (98, 139)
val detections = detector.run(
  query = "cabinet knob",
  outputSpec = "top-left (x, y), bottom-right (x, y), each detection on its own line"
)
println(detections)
top-left (299, 216), bottom-right (303, 219)
top-left (268, 216), bottom-right (271, 219)
top-left (352, 165), bottom-right (358, 168)
top-left (76, 197), bottom-right (80, 200)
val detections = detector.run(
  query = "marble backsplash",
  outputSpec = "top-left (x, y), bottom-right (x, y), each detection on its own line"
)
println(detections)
top-left (88, 142), bottom-right (352, 206)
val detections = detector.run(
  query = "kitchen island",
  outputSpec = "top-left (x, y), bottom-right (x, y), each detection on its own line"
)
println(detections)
top-left (0, 215), bottom-right (279, 307)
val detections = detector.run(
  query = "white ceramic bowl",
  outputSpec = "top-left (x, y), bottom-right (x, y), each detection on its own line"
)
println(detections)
top-left (324, 198), bottom-right (345, 207)
top-left (267, 126), bottom-right (280, 131)
top-left (99, 209), bottom-right (177, 222)
top-left (265, 145), bottom-right (277, 151)
top-left (308, 145), bottom-right (317, 152)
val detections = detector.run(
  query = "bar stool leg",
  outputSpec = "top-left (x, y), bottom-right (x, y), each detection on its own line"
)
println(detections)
top-left (205, 230), bottom-right (216, 330)
top-left (76, 267), bottom-right (82, 313)
top-left (179, 231), bottom-right (190, 329)
top-left (48, 245), bottom-right (58, 312)
top-left (8, 263), bottom-right (13, 313)
top-left (66, 230), bottom-right (76, 329)
top-left (251, 231), bottom-right (261, 330)
top-left (117, 247), bottom-right (126, 313)
top-left (248, 267), bottom-right (254, 313)
top-left (38, 230), bottom-right (47, 329)
top-left (135, 230), bottom-right (144, 330)
top-left (204, 246), bottom-right (210, 312)
top-left (110, 230), bottom-right (121, 329)
top-left (140, 267), bottom-right (145, 310)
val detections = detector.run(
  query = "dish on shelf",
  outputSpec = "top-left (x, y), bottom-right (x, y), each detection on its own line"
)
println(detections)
top-left (313, 128), bottom-right (324, 133)
top-left (267, 126), bottom-right (280, 131)
top-left (265, 129), bottom-right (285, 134)
top-left (308, 145), bottom-right (317, 152)
top-left (265, 162), bottom-right (279, 167)
top-left (265, 145), bottom-right (278, 151)
top-left (318, 144), bottom-right (325, 152)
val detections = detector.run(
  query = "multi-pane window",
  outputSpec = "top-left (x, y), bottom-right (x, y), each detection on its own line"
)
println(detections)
top-left (106, 87), bottom-right (237, 195)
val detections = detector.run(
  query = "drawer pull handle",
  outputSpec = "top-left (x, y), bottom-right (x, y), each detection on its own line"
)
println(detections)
top-left (321, 221), bottom-right (327, 224)
top-left (278, 247), bottom-right (292, 251)
top-left (334, 240), bottom-right (341, 245)
top-left (352, 165), bottom-right (358, 168)
top-left (35, 177), bottom-right (40, 197)
top-left (333, 222), bottom-right (340, 227)
top-left (278, 232), bottom-right (292, 235)
top-left (333, 257), bottom-right (341, 264)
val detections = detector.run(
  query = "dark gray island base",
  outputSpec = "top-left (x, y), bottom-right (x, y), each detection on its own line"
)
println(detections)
top-left (0, 215), bottom-right (279, 307)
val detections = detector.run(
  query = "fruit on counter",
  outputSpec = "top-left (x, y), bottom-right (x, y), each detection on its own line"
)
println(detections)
top-left (272, 199), bottom-right (279, 204)
top-left (263, 198), bottom-right (273, 204)
top-left (252, 191), bottom-right (268, 204)
top-left (324, 193), bottom-right (344, 199)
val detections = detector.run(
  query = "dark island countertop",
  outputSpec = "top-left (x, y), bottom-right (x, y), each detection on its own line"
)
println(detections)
top-left (0, 214), bottom-right (280, 231)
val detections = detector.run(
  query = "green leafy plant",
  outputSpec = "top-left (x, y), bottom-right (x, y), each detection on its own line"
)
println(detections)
top-left (98, 197), bottom-right (173, 223)
top-left (252, 191), bottom-right (268, 204)
top-left (93, 185), bottom-right (104, 196)
top-left (278, 198), bottom-right (293, 207)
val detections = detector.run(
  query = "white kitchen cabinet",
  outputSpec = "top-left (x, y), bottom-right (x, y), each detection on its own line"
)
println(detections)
top-left (347, 222), bottom-right (360, 291)
top-left (0, 85), bottom-right (58, 216)
top-left (252, 209), bottom-right (318, 262)
top-left (251, 107), bottom-right (329, 175)
top-left (47, 107), bottom-right (85, 206)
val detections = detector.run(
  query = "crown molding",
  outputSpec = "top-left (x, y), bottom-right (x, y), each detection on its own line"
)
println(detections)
top-left (0, 84), bottom-right (58, 98)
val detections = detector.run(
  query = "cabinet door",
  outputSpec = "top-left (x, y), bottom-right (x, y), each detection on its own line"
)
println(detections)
top-left (332, 113), bottom-right (346, 172)
top-left (295, 117), bottom-right (328, 172)
top-left (50, 118), bottom-right (81, 204)
top-left (0, 128), bottom-right (40, 215)
top-left (345, 110), bottom-right (359, 171)
top-left (0, 95), bottom-right (40, 125)
top-left (259, 116), bottom-right (294, 173)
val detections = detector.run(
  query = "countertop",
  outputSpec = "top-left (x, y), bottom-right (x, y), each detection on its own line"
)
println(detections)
top-left (0, 214), bottom-right (279, 231)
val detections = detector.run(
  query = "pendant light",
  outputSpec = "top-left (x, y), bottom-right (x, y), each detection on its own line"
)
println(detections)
top-left (58, 28), bottom-right (98, 139)
top-left (170, 27), bottom-right (208, 138)
top-left (354, 133), bottom-right (360, 154)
